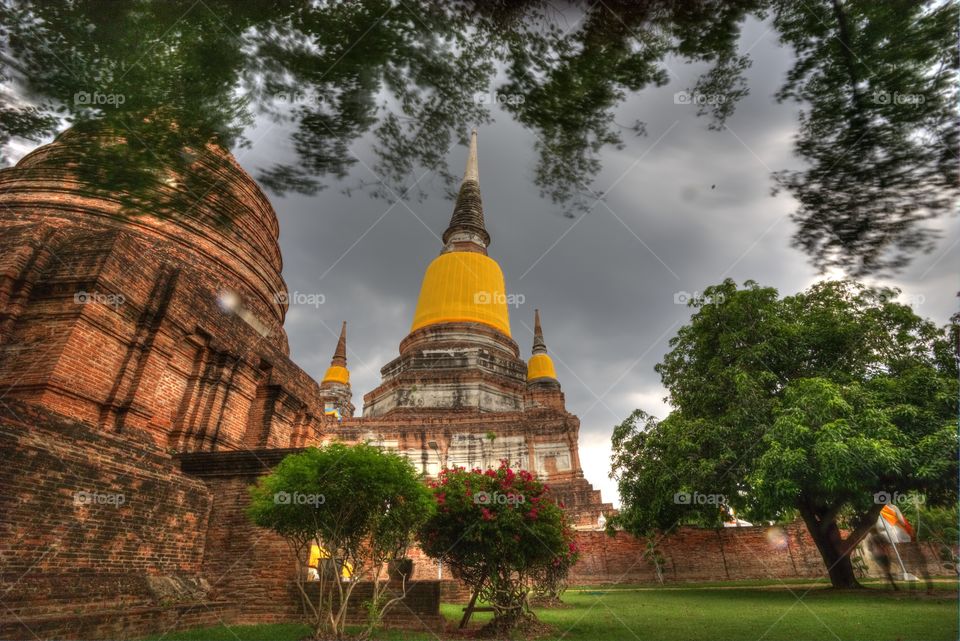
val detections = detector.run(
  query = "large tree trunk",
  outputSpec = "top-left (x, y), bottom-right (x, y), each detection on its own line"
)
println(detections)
top-left (799, 502), bottom-right (883, 589)
top-left (801, 511), bottom-right (860, 588)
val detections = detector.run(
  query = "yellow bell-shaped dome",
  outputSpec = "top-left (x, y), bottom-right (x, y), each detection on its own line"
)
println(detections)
top-left (410, 251), bottom-right (511, 336)
top-left (322, 365), bottom-right (350, 385)
top-left (527, 353), bottom-right (557, 381)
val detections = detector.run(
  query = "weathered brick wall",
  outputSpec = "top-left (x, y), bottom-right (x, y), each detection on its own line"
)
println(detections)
top-left (416, 524), bottom-right (814, 598)
top-left (414, 524), bottom-right (817, 592)
top-left (0, 132), bottom-right (338, 456)
top-left (0, 402), bottom-right (225, 639)
top-left (0, 220), bottom-right (334, 454)
top-left (182, 450), bottom-right (444, 628)
top-left (570, 525), bottom-right (824, 584)
top-left (0, 602), bottom-right (236, 641)
top-left (427, 525), bottom-right (957, 602)
top-left (303, 580), bottom-right (443, 628)
top-left (569, 526), bottom-right (956, 585)
top-left (196, 473), bottom-right (302, 622)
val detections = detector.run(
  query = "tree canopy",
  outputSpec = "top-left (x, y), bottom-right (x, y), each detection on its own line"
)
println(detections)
top-left (611, 279), bottom-right (958, 588)
top-left (1, 1), bottom-right (955, 274)
top-left (247, 443), bottom-right (433, 639)
top-left (770, 0), bottom-right (958, 275)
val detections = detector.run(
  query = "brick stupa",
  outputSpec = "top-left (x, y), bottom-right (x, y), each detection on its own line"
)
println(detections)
top-left (328, 130), bottom-right (612, 527)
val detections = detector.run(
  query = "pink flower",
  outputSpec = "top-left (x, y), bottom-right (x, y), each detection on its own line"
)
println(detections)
top-left (481, 508), bottom-right (495, 521)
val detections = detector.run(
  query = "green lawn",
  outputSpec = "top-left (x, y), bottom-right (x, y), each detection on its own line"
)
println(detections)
top-left (146, 582), bottom-right (959, 641)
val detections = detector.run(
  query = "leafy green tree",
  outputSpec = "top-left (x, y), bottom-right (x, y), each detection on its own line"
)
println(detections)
top-left (0, 0), bottom-right (764, 216)
top-left (247, 443), bottom-right (433, 640)
top-left (770, 0), bottom-right (958, 275)
top-left (914, 504), bottom-right (960, 546)
top-left (611, 279), bottom-right (957, 588)
top-left (913, 504), bottom-right (960, 574)
top-left (418, 461), bottom-right (578, 633)
top-left (3, 1), bottom-right (955, 274)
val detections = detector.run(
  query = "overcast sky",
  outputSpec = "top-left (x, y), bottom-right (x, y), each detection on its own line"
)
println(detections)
top-left (231, 16), bottom-right (957, 507)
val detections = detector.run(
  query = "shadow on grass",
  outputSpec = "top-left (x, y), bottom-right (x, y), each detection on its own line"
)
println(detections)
top-left (144, 581), bottom-right (960, 641)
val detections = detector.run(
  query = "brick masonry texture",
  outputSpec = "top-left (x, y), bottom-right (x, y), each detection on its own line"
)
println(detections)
top-left (0, 401), bottom-right (227, 639)
top-left (0, 128), bottom-right (339, 453)
top-left (0, 601), bottom-right (235, 641)
top-left (416, 526), bottom-right (953, 601)
top-left (572, 525), bottom-right (829, 584)
top-left (0, 129), bottom-right (342, 639)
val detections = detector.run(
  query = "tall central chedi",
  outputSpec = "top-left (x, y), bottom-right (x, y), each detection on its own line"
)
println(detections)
top-left (345, 130), bottom-right (612, 527)
top-left (364, 130), bottom-right (525, 416)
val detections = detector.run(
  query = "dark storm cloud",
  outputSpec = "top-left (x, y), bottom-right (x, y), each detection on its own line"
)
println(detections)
top-left (236, 17), bottom-right (958, 506)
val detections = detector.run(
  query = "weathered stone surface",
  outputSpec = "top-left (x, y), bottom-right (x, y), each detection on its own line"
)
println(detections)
top-left (333, 405), bottom-right (612, 527)
top-left (0, 400), bottom-right (222, 636)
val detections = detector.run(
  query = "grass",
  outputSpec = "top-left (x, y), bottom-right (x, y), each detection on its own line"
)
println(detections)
top-left (145, 581), bottom-right (960, 641)
top-left (568, 576), bottom-right (960, 591)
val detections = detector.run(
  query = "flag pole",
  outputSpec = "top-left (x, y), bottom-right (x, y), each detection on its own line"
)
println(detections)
top-left (879, 513), bottom-right (914, 580)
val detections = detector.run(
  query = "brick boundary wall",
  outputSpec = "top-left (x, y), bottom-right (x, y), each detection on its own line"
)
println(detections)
top-left (302, 580), bottom-right (444, 630)
top-left (570, 525), bottom-right (824, 584)
top-left (433, 527), bottom-right (957, 602)
top-left (570, 526), bottom-right (957, 586)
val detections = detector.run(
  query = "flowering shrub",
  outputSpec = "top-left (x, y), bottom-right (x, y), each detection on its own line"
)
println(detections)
top-left (418, 461), bottom-right (578, 632)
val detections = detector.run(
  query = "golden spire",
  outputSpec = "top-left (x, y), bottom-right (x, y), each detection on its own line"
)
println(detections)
top-left (527, 309), bottom-right (558, 383)
top-left (441, 128), bottom-right (490, 250)
top-left (331, 321), bottom-right (347, 366)
top-left (532, 309), bottom-right (547, 354)
top-left (322, 321), bottom-right (350, 385)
